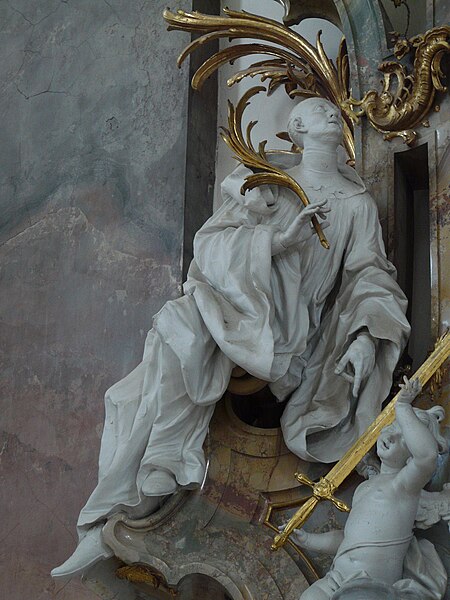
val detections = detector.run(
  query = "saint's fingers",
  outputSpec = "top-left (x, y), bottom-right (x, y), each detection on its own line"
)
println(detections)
top-left (353, 373), bottom-right (362, 396)
top-left (339, 372), bottom-right (354, 384)
top-left (335, 351), bottom-right (351, 374)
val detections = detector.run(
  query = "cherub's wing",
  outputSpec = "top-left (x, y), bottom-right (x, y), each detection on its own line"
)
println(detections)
top-left (415, 484), bottom-right (450, 530)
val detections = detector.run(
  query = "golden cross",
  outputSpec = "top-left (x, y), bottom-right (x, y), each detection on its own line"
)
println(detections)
top-left (271, 331), bottom-right (450, 550)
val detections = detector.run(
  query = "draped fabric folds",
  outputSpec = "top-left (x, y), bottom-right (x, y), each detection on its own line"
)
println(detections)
top-left (304, 537), bottom-right (447, 599)
top-left (77, 160), bottom-right (410, 531)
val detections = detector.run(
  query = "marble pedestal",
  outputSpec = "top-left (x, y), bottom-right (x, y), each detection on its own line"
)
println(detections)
top-left (82, 396), bottom-right (335, 599)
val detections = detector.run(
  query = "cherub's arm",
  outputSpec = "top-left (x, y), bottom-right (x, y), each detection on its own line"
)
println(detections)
top-left (394, 378), bottom-right (439, 493)
top-left (280, 527), bottom-right (344, 554)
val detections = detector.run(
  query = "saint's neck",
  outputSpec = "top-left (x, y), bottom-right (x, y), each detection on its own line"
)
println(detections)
top-left (300, 145), bottom-right (339, 176)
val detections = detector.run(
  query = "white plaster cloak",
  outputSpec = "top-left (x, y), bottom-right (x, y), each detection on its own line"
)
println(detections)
top-left (309, 536), bottom-right (447, 599)
top-left (77, 158), bottom-right (410, 530)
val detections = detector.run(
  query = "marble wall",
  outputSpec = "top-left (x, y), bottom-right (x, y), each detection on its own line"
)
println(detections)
top-left (1, 1), bottom-right (448, 598)
top-left (0, 1), bottom-right (200, 598)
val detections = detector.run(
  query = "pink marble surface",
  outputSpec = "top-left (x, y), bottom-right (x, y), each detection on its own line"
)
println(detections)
top-left (0, 199), bottom-right (181, 599)
top-left (0, 1), bottom-right (190, 597)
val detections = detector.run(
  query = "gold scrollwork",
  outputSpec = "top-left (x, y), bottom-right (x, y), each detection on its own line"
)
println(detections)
top-left (343, 26), bottom-right (450, 145)
top-left (116, 564), bottom-right (178, 596)
top-left (163, 8), bottom-right (355, 161)
top-left (164, 8), bottom-right (450, 147)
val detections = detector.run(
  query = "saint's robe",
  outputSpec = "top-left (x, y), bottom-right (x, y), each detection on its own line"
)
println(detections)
top-left (77, 159), bottom-right (410, 531)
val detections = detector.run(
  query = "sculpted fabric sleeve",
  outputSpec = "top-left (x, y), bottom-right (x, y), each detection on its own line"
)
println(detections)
top-left (184, 166), bottom-right (280, 380)
top-left (281, 194), bottom-right (410, 463)
top-left (337, 195), bottom-right (410, 351)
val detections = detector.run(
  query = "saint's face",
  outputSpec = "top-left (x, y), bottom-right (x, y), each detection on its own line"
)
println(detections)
top-left (376, 421), bottom-right (410, 468)
top-left (300, 99), bottom-right (343, 143)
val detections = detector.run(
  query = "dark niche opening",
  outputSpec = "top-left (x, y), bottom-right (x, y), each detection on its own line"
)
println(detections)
top-left (394, 143), bottom-right (431, 371)
top-left (230, 387), bottom-right (286, 429)
top-left (177, 573), bottom-right (233, 599)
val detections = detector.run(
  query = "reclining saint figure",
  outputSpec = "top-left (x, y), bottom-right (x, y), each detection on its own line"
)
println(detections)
top-left (52, 97), bottom-right (410, 578)
top-left (289, 377), bottom-right (447, 600)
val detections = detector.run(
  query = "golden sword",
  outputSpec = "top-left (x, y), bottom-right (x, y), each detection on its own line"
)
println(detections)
top-left (272, 331), bottom-right (450, 550)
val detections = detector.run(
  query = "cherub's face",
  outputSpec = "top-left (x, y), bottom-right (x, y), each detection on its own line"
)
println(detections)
top-left (376, 421), bottom-right (411, 468)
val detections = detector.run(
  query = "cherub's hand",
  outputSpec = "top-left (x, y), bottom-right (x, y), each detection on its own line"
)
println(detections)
top-left (397, 376), bottom-right (421, 404)
top-left (277, 525), bottom-right (344, 553)
top-left (291, 528), bottom-right (310, 546)
top-left (277, 524), bottom-right (310, 547)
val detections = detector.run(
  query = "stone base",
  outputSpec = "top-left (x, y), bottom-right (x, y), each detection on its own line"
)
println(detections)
top-left (84, 396), bottom-right (359, 598)
top-left (94, 396), bottom-right (322, 598)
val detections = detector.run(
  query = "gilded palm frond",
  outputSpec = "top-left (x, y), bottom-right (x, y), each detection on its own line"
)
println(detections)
top-left (220, 86), bottom-right (330, 249)
top-left (164, 8), bottom-right (355, 161)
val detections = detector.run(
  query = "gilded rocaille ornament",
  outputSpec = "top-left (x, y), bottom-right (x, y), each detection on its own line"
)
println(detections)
top-left (343, 26), bottom-right (450, 145)
top-left (163, 7), bottom-right (355, 161)
top-left (164, 8), bottom-right (450, 148)
top-left (116, 564), bottom-right (178, 596)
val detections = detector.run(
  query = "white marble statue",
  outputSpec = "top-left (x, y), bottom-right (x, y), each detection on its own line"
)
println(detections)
top-left (287, 378), bottom-right (448, 600)
top-left (52, 98), bottom-right (410, 579)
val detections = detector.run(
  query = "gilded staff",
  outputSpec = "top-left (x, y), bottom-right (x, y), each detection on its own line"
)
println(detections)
top-left (272, 331), bottom-right (450, 550)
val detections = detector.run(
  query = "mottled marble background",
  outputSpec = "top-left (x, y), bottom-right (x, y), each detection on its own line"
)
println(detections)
top-left (0, 1), bottom-right (192, 597)
top-left (2, 1), bottom-right (449, 599)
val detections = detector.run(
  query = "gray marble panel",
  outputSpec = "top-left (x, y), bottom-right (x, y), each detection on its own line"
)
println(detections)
top-left (0, 1), bottom-right (193, 598)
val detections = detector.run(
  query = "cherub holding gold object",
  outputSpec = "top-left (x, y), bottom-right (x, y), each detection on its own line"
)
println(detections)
top-left (285, 377), bottom-right (448, 600)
